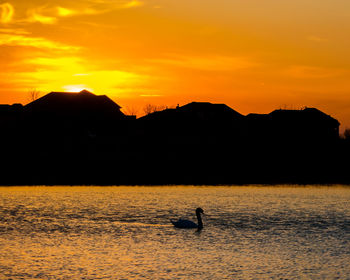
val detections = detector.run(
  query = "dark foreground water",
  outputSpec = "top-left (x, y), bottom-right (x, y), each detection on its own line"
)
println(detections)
top-left (0, 186), bottom-right (350, 279)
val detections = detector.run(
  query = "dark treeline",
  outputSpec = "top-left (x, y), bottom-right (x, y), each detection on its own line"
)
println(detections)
top-left (1, 90), bottom-right (349, 185)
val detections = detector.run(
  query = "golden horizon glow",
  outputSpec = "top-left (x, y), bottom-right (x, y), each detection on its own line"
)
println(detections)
top-left (1, 0), bottom-right (350, 127)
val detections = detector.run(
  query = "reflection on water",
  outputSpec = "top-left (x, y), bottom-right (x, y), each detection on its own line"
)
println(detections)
top-left (0, 186), bottom-right (350, 279)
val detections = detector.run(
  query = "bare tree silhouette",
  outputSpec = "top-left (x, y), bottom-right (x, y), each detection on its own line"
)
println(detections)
top-left (28, 89), bottom-right (41, 102)
top-left (143, 104), bottom-right (157, 115)
top-left (344, 128), bottom-right (350, 141)
top-left (123, 106), bottom-right (139, 117)
top-left (143, 104), bottom-right (167, 115)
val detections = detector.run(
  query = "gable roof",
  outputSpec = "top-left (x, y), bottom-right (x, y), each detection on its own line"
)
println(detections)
top-left (140, 101), bottom-right (243, 123)
top-left (270, 107), bottom-right (340, 126)
top-left (24, 90), bottom-right (124, 116)
top-left (179, 102), bottom-right (243, 119)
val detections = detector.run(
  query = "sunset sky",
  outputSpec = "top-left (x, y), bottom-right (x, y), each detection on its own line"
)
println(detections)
top-left (1, 0), bottom-right (350, 127)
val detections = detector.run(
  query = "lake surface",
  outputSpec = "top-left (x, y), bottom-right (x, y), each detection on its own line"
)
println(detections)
top-left (0, 186), bottom-right (350, 279)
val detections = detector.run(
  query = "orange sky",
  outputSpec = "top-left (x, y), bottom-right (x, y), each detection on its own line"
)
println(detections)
top-left (1, 0), bottom-right (350, 128)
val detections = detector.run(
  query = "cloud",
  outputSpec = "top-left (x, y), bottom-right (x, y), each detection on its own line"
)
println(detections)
top-left (86, 0), bottom-right (143, 6)
top-left (27, 6), bottom-right (57, 24)
top-left (15, 1), bottom-right (145, 25)
top-left (57, 7), bottom-right (76, 17)
top-left (25, 3), bottom-right (126, 24)
top-left (57, 0), bottom-right (145, 17)
top-left (123, 0), bottom-right (144, 8)
top-left (21, 55), bottom-right (149, 97)
top-left (150, 54), bottom-right (258, 71)
top-left (139, 93), bottom-right (162, 97)
top-left (0, 28), bottom-right (30, 35)
top-left (0, 3), bottom-right (14, 23)
top-left (56, 6), bottom-right (103, 18)
top-left (0, 33), bottom-right (80, 51)
top-left (284, 65), bottom-right (342, 79)
top-left (23, 5), bottom-right (97, 25)
top-left (56, 1), bottom-right (144, 17)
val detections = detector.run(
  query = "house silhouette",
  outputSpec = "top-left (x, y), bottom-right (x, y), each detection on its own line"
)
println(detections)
top-left (140, 102), bottom-right (339, 143)
top-left (0, 90), bottom-right (347, 185)
top-left (25, 89), bottom-right (126, 119)
top-left (246, 107), bottom-right (340, 142)
top-left (140, 101), bottom-right (243, 122)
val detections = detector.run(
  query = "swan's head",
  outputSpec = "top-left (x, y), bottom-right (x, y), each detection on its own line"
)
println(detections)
top-left (196, 207), bottom-right (204, 214)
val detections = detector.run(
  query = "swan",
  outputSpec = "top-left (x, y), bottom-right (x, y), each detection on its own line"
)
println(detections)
top-left (171, 208), bottom-right (204, 230)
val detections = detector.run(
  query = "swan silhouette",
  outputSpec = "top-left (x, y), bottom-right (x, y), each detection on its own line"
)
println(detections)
top-left (171, 208), bottom-right (204, 230)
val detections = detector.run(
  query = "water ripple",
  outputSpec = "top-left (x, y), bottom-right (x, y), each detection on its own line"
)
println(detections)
top-left (0, 186), bottom-right (350, 279)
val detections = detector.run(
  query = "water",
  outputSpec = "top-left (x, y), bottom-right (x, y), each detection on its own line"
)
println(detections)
top-left (0, 186), bottom-right (350, 280)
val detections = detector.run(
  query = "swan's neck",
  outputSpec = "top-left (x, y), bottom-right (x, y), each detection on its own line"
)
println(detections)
top-left (196, 212), bottom-right (203, 230)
